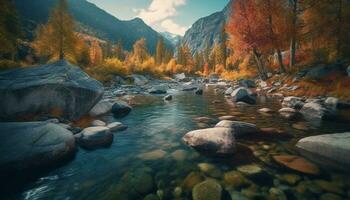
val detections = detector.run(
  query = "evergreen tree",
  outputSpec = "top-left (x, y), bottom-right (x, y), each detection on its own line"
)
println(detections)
top-left (219, 23), bottom-right (227, 68)
top-left (33, 0), bottom-right (78, 61)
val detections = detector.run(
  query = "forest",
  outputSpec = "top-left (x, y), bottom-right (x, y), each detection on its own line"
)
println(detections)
top-left (1, 0), bottom-right (350, 200)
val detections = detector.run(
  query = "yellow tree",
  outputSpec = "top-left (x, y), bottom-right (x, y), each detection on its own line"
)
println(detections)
top-left (132, 38), bottom-right (149, 63)
top-left (33, 0), bottom-right (78, 61)
top-left (155, 36), bottom-right (165, 65)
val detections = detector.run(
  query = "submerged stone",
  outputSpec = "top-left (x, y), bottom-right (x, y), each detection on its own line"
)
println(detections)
top-left (139, 150), bottom-right (167, 161)
top-left (273, 155), bottom-right (320, 175)
top-left (192, 180), bottom-right (222, 200)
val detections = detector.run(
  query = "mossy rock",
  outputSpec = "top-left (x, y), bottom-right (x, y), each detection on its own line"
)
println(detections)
top-left (192, 180), bottom-right (222, 200)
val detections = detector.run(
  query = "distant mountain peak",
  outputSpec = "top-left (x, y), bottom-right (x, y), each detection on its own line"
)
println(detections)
top-left (160, 32), bottom-right (182, 46)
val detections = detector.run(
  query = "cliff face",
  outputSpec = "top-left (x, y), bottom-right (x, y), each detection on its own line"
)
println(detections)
top-left (182, 0), bottom-right (232, 54)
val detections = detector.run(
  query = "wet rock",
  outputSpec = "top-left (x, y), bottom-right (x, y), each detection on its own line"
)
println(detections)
top-left (174, 73), bottom-right (190, 82)
top-left (272, 155), bottom-right (320, 175)
top-left (182, 172), bottom-right (205, 191)
top-left (129, 74), bottom-right (149, 86)
top-left (195, 88), bottom-right (203, 95)
top-left (282, 96), bottom-right (304, 109)
top-left (163, 95), bottom-right (172, 101)
top-left (300, 102), bottom-right (335, 120)
top-left (259, 108), bottom-right (273, 113)
top-left (111, 101), bottom-right (132, 117)
top-left (144, 194), bottom-right (159, 200)
top-left (192, 180), bottom-right (222, 200)
top-left (239, 79), bottom-right (256, 88)
top-left (296, 132), bottom-right (350, 172)
top-left (173, 187), bottom-right (182, 198)
top-left (89, 100), bottom-right (113, 117)
top-left (215, 120), bottom-right (259, 138)
top-left (259, 128), bottom-right (292, 139)
top-left (171, 150), bottom-right (187, 161)
top-left (139, 150), bottom-right (167, 161)
top-left (224, 170), bottom-right (250, 188)
top-left (0, 122), bottom-right (76, 177)
top-left (107, 122), bottom-right (128, 132)
top-left (0, 60), bottom-right (103, 120)
top-left (231, 87), bottom-right (256, 105)
top-left (314, 180), bottom-right (345, 195)
top-left (269, 187), bottom-right (287, 200)
top-left (279, 174), bottom-right (301, 185)
top-left (237, 164), bottom-right (263, 177)
top-left (77, 127), bottom-right (113, 150)
top-left (224, 87), bottom-right (234, 96)
top-left (182, 82), bottom-right (198, 91)
top-left (218, 116), bottom-right (237, 121)
top-left (279, 108), bottom-right (300, 120)
top-left (325, 97), bottom-right (350, 109)
top-left (149, 85), bottom-right (168, 94)
top-left (259, 81), bottom-right (267, 88)
top-left (122, 170), bottom-right (154, 195)
top-left (193, 116), bottom-right (213, 123)
top-left (183, 128), bottom-right (236, 154)
top-left (320, 193), bottom-right (343, 200)
top-left (198, 163), bottom-right (222, 178)
top-left (292, 122), bottom-right (309, 131)
top-left (91, 120), bottom-right (106, 127)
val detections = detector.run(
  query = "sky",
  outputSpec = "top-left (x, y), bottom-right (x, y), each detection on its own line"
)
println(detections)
top-left (87, 0), bottom-right (229, 36)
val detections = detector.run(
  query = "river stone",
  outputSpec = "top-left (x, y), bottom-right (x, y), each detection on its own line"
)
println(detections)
top-left (279, 174), bottom-right (301, 185)
top-left (273, 155), bottom-right (320, 175)
top-left (218, 115), bottom-right (237, 121)
top-left (111, 101), bottom-right (132, 117)
top-left (143, 194), bottom-right (159, 200)
top-left (231, 87), bottom-right (256, 104)
top-left (77, 127), bottom-right (113, 150)
top-left (215, 120), bottom-right (259, 138)
top-left (320, 193), bottom-right (343, 200)
top-left (313, 180), bottom-right (345, 195)
top-left (237, 164), bottom-right (263, 177)
top-left (296, 132), bottom-right (350, 172)
top-left (149, 85), bottom-right (168, 94)
top-left (163, 95), bottom-right (172, 101)
top-left (300, 102), bottom-right (335, 120)
top-left (282, 96), bottom-right (304, 109)
top-left (239, 79), bottom-right (256, 88)
top-left (183, 127), bottom-right (236, 154)
top-left (182, 172), bottom-right (205, 191)
top-left (225, 87), bottom-right (234, 95)
top-left (171, 149), bottom-right (187, 161)
top-left (89, 100), bottom-right (113, 117)
top-left (0, 122), bottom-right (76, 176)
top-left (195, 88), bottom-right (203, 95)
top-left (138, 150), bottom-right (167, 160)
top-left (122, 170), bottom-right (154, 195)
top-left (91, 120), bottom-right (106, 127)
top-left (107, 122), bottom-right (127, 132)
top-left (129, 74), bottom-right (149, 86)
top-left (192, 180), bottom-right (222, 200)
top-left (269, 187), bottom-right (287, 200)
top-left (224, 170), bottom-right (249, 188)
top-left (0, 60), bottom-right (103, 120)
top-left (259, 108), bottom-right (273, 113)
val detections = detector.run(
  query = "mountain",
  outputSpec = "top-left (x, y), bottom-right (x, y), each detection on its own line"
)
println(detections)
top-left (182, 0), bottom-right (232, 54)
top-left (14, 0), bottom-right (173, 53)
top-left (160, 32), bottom-right (182, 46)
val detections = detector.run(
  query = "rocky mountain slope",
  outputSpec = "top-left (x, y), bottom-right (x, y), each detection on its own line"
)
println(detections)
top-left (14, 0), bottom-right (173, 53)
top-left (182, 0), bottom-right (232, 54)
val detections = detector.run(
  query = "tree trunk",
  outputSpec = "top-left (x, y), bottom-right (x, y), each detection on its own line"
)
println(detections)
top-left (289, 0), bottom-right (298, 68)
top-left (253, 49), bottom-right (268, 80)
top-left (276, 48), bottom-right (286, 73)
top-left (289, 37), bottom-right (296, 68)
top-left (336, 0), bottom-right (343, 60)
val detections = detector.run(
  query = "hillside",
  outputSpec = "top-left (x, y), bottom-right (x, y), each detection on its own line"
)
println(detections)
top-left (14, 0), bottom-right (173, 53)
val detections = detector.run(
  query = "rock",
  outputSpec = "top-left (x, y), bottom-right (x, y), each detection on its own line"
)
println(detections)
top-left (218, 116), bottom-right (237, 121)
top-left (269, 187), bottom-right (287, 200)
top-left (77, 127), bottom-right (112, 150)
top-left (144, 194), bottom-right (159, 200)
top-left (300, 102), bottom-right (335, 120)
top-left (107, 122), bottom-right (128, 132)
top-left (292, 122), bottom-right (309, 131)
top-left (215, 120), bottom-right (259, 138)
top-left (239, 79), bottom-right (256, 88)
top-left (279, 108), bottom-right (300, 120)
top-left (129, 74), bottom-right (149, 86)
top-left (237, 164), bottom-right (263, 177)
top-left (305, 63), bottom-right (346, 80)
top-left (314, 180), bottom-right (345, 195)
top-left (149, 85), bottom-right (168, 94)
top-left (231, 87), bottom-right (256, 104)
top-left (193, 116), bottom-right (213, 123)
top-left (259, 81), bottom-right (267, 88)
top-left (0, 60), bottom-right (103, 120)
top-left (89, 100), bottom-right (113, 117)
top-left (282, 96), bottom-right (304, 109)
top-left (122, 170), bottom-right (154, 195)
top-left (259, 128), bottom-right (292, 139)
top-left (325, 97), bottom-right (350, 109)
top-left (224, 170), bottom-right (249, 188)
top-left (138, 149), bottom-right (167, 160)
top-left (182, 84), bottom-right (198, 91)
top-left (320, 193), bottom-right (343, 200)
top-left (273, 155), bottom-right (320, 175)
top-left (259, 108), bottom-right (273, 113)
top-left (192, 180), bottom-right (222, 200)
top-left (111, 101), bottom-right (132, 117)
top-left (195, 88), bottom-right (203, 95)
top-left (197, 163), bottom-right (221, 178)
top-left (174, 73), bottom-right (190, 82)
top-left (163, 95), bottom-right (172, 101)
top-left (0, 122), bottom-right (76, 178)
top-left (91, 120), bottom-right (106, 127)
top-left (171, 149), bottom-right (187, 161)
top-left (279, 174), bottom-right (301, 185)
top-left (173, 187), bottom-right (182, 198)
top-left (224, 87), bottom-right (234, 95)
top-left (183, 127), bottom-right (236, 154)
top-left (182, 172), bottom-right (205, 191)
top-left (296, 132), bottom-right (350, 172)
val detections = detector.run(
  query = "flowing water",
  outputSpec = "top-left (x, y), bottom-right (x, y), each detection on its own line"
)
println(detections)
top-left (5, 87), bottom-right (350, 200)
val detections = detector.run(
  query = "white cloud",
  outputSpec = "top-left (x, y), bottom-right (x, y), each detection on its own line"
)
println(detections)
top-left (161, 19), bottom-right (188, 36)
top-left (136, 0), bottom-right (186, 24)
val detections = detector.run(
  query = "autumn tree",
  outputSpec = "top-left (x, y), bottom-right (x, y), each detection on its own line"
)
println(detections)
top-left (164, 48), bottom-right (174, 64)
top-left (0, 0), bottom-right (21, 60)
top-left (132, 38), bottom-right (149, 63)
top-left (114, 40), bottom-right (124, 61)
top-left (288, 0), bottom-right (300, 68)
top-left (33, 0), bottom-right (78, 61)
top-left (155, 36), bottom-right (165, 65)
top-left (227, 0), bottom-right (268, 80)
top-left (219, 23), bottom-right (228, 69)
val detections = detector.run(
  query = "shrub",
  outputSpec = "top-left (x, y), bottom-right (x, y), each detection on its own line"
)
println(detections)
top-left (0, 60), bottom-right (21, 71)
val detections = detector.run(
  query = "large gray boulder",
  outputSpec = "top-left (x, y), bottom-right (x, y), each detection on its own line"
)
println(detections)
top-left (231, 87), bottom-right (256, 105)
top-left (183, 128), bottom-right (236, 154)
top-left (282, 96), bottom-right (304, 109)
top-left (0, 122), bottom-right (76, 175)
top-left (89, 100), bottom-right (114, 117)
top-left (148, 85), bottom-right (168, 94)
top-left (296, 133), bottom-right (350, 172)
top-left (129, 74), bottom-right (148, 86)
top-left (76, 127), bottom-right (113, 150)
top-left (0, 60), bottom-right (103, 120)
top-left (238, 79), bottom-right (256, 88)
top-left (300, 102), bottom-right (335, 120)
top-left (215, 120), bottom-right (259, 138)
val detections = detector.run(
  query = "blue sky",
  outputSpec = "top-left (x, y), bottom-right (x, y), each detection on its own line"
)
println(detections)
top-left (87, 0), bottom-right (229, 36)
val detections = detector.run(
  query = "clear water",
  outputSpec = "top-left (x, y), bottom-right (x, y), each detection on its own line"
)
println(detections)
top-left (5, 87), bottom-right (350, 200)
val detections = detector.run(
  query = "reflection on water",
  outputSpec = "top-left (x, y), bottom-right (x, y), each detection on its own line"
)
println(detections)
top-left (6, 88), bottom-right (350, 200)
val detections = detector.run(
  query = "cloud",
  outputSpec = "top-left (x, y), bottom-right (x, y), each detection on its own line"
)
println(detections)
top-left (161, 19), bottom-right (188, 36)
top-left (136, 0), bottom-right (186, 24)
